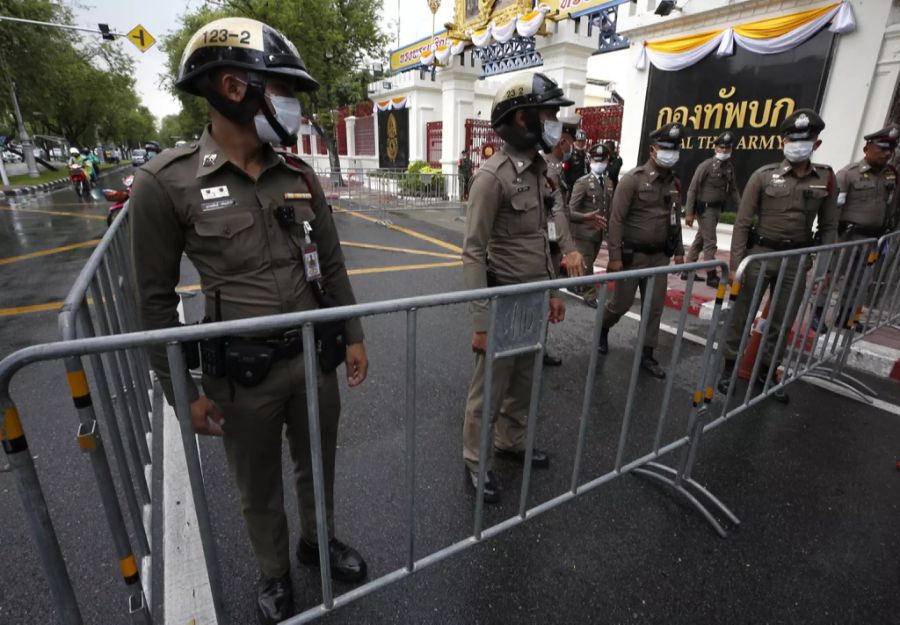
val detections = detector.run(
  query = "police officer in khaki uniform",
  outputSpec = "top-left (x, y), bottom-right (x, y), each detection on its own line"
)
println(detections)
top-left (719, 109), bottom-right (838, 397)
top-left (563, 128), bottom-right (590, 197)
top-left (130, 18), bottom-right (367, 624)
top-left (599, 123), bottom-right (686, 379)
top-left (683, 131), bottom-right (741, 287)
top-left (462, 72), bottom-right (575, 503)
top-left (836, 123), bottom-right (899, 240)
top-left (568, 143), bottom-right (614, 307)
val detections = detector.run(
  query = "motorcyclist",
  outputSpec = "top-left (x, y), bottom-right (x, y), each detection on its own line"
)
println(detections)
top-left (81, 148), bottom-right (97, 182)
top-left (67, 147), bottom-right (83, 167)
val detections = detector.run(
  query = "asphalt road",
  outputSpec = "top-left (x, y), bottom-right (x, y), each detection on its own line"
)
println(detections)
top-left (0, 179), bottom-right (898, 625)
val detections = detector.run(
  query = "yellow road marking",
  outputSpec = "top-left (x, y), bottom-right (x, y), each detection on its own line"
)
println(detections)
top-left (340, 240), bottom-right (459, 260)
top-left (334, 206), bottom-right (463, 254)
top-left (0, 206), bottom-right (106, 221)
top-left (0, 239), bottom-right (100, 265)
top-left (0, 261), bottom-right (461, 317)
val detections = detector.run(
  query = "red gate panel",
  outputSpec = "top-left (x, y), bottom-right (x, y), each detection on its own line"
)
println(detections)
top-left (464, 119), bottom-right (504, 170)
top-left (426, 121), bottom-right (443, 168)
top-left (576, 104), bottom-right (623, 148)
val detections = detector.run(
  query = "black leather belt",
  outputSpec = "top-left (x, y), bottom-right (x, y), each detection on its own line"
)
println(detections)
top-left (755, 236), bottom-right (812, 251)
top-left (231, 331), bottom-right (303, 361)
top-left (698, 201), bottom-right (724, 210)
top-left (625, 240), bottom-right (666, 254)
top-left (839, 221), bottom-right (884, 237)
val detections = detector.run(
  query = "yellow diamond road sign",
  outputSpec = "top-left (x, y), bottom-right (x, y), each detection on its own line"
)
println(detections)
top-left (127, 24), bottom-right (155, 53)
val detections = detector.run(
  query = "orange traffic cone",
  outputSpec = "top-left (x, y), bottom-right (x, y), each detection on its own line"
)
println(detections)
top-left (738, 297), bottom-right (770, 381)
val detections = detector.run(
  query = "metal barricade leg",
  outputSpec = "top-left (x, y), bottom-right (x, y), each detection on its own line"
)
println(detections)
top-left (404, 309), bottom-right (417, 572)
top-left (518, 291), bottom-right (549, 518)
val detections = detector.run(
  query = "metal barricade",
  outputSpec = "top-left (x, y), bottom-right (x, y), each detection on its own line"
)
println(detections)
top-left (859, 230), bottom-right (900, 339)
top-left (3, 257), bottom-right (743, 624)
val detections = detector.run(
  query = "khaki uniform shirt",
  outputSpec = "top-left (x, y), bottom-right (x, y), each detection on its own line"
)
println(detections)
top-left (684, 156), bottom-right (741, 216)
top-left (568, 172), bottom-right (613, 243)
top-left (130, 127), bottom-right (363, 400)
top-left (835, 158), bottom-right (897, 232)
top-left (607, 159), bottom-right (685, 262)
top-left (731, 159), bottom-right (839, 270)
top-left (463, 145), bottom-right (561, 332)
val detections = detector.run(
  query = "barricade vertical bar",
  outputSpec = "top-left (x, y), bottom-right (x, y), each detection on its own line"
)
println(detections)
top-left (59, 349), bottom-right (152, 622)
top-left (570, 284), bottom-right (608, 493)
top-left (0, 400), bottom-right (83, 625)
top-left (744, 257), bottom-right (789, 405)
top-left (404, 308), bottom-right (417, 572)
top-left (781, 253), bottom-right (819, 380)
top-left (653, 272), bottom-right (694, 453)
top-left (828, 246), bottom-right (862, 356)
top-left (831, 246), bottom-right (878, 379)
top-left (614, 275), bottom-right (655, 471)
top-left (862, 242), bottom-right (891, 333)
top-left (76, 306), bottom-right (150, 554)
top-left (165, 343), bottom-right (226, 622)
top-left (803, 247), bottom-right (850, 374)
top-left (300, 323), bottom-right (334, 608)
top-left (518, 290), bottom-right (550, 519)
top-left (90, 278), bottom-right (152, 472)
top-left (473, 299), bottom-right (498, 540)
top-left (762, 255), bottom-right (807, 393)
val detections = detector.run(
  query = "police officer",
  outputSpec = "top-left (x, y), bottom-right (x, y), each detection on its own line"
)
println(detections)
top-left (130, 18), bottom-right (368, 624)
top-left (544, 116), bottom-right (580, 201)
top-left (599, 123), bottom-right (685, 379)
top-left (683, 131), bottom-right (741, 287)
top-left (462, 72), bottom-right (574, 503)
top-left (836, 123), bottom-right (899, 239)
top-left (563, 128), bottom-right (590, 195)
top-left (719, 109), bottom-right (838, 397)
top-left (458, 148), bottom-right (474, 201)
top-left (604, 140), bottom-right (623, 189)
top-left (568, 143), bottom-right (614, 307)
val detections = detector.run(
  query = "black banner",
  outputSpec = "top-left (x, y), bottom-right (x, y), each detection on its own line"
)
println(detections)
top-left (378, 108), bottom-right (409, 169)
top-left (639, 27), bottom-right (837, 200)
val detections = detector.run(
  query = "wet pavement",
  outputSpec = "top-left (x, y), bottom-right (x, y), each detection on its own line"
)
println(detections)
top-left (0, 185), bottom-right (898, 625)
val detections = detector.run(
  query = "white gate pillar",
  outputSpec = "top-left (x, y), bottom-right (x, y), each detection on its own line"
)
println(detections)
top-left (438, 55), bottom-right (479, 180)
top-left (535, 19), bottom-right (596, 117)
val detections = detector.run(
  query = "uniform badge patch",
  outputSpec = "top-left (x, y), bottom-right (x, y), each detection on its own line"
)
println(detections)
top-left (283, 192), bottom-right (313, 200)
top-left (200, 186), bottom-right (229, 200)
top-left (202, 153), bottom-right (218, 167)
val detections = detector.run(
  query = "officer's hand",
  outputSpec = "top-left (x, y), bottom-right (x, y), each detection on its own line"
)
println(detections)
top-left (190, 396), bottom-right (225, 437)
top-left (345, 342), bottom-right (368, 387)
top-left (472, 331), bottom-right (487, 354)
top-left (564, 250), bottom-right (585, 277)
top-left (607, 260), bottom-right (624, 273)
top-left (549, 297), bottom-right (566, 323)
top-left (685, 215), bottom-right (694, 227)
top-left (674, 255), bottom-right (685, 265)
top-left (593, 215), bottom-right (608, 231)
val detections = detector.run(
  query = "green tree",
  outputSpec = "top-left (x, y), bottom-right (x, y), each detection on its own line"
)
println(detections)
top-left (161, 0), bottom-right (389, 171)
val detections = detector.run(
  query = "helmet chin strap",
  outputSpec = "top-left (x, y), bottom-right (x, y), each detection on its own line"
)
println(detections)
top-left (200, 71), bottom-right (265, 124)
top-left (259, 96), bottom-right (298, 146)
top-left (523, 108), bottom-right (553, 152)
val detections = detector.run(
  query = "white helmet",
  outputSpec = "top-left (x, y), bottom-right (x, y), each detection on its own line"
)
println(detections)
top-left (69, 147), bottom-right (80, 155)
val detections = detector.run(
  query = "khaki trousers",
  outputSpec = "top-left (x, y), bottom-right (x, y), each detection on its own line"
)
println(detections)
top-left (686, 208), bottom-right (721, 262)
top-left (463, 351), bottom-right (536, 471)
top-left (203, 357), bottom-right (340, 578)
top-left (725, 254), bottom-right (807, 367)
top-left (602, 251), bottom-right (669, 349)
top-left (575, 236), bottom-right (603, 302)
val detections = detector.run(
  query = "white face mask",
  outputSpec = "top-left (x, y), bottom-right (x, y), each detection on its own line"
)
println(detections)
top-left (654, 149), bottom-right (680, 168)
top-left (254, 95), bottom-right (302, 145)
top-left (783, 140), bottom-right (814, 163)
top-left (541, 120), bottom-right (563, 151)
top-left (714, 151), bottom-right (731, 161)
top-left (590, 161), bottom-right (607, 175)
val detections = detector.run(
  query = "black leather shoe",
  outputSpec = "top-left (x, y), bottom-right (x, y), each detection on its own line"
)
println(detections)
top-left (599, 329), bottom-right (609, 354)
top-left (543, 352), bottom-right (562, 367)
top-left (466, 467), bottom-right (500, 503)
top-left (297, 538), bottom-right (367, 584)
top-left (679, 271), bottom-right (689, 280)
top-left (257, 574), bottom-right (293, 625)
top-left (640, 349), bottom-right (666, 379)
top-left (494, 446), bottom-right (550, 469)
top-left (706, 273), bottom-right (720, 288)
top-left (584, 298), bottom-right (598, 309)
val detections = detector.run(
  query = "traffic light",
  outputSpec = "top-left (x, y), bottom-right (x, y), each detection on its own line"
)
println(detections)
top-left (98, 23), bottom-right (115, 41)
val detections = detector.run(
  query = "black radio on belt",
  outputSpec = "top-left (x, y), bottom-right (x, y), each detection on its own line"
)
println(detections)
top-left (199, 290), bottom-right (227, 378)
top-left (274, 205), bottom-right (296, 227)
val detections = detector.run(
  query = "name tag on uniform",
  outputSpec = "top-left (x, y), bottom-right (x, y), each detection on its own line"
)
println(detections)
top-left (201, 198), bottom-right (236, 212)
top-left (284, 192), bottom-right (312, 200)
top-left (200, 185), bottom-right (229, 200)
top-left (547, 220), bottom-right (558, 241)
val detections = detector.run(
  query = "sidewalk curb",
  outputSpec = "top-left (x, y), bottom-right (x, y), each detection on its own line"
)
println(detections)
top-left (2, 164), bottom-right (130, 198)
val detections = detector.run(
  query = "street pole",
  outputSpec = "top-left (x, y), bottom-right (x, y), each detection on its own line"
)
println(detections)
top-left (10, 81), bottom-right (39, 178)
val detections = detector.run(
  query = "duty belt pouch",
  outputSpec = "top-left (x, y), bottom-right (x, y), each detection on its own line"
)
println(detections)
top-left (621, 243), bottom-right (635, 268)
top-left (311, 288), bottom-right (347, 374)
top-left (486, 269), bottom-right (499, 287)
top-left (696, 203), bottom-right (706, 217)
top-left (200, 333), bottom-right (227, 378)
top-left (748, 225), bottom-right (760, 249)
top-left (225, 342), bottom-right (274, 387)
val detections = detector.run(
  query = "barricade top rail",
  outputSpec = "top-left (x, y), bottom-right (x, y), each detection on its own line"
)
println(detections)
top-left (57, 201), bottom-right (131, 339)
top-left (732, 237), bottom-right (879, 283)
top-left (0, 258), bottom-right (727, 396)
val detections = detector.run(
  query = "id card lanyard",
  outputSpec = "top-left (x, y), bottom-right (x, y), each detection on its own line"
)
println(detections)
top-left (301, 221), bottom-right (322, 281)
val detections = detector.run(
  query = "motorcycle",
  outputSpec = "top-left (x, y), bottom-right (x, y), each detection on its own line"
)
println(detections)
top-left (102, 174), bottom-right (133, 226)
top-left (68, 163), bottom-right (92, 199)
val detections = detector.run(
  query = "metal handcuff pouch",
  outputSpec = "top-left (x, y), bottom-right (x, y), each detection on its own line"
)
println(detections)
top-left (664, 194), bottom-right (679, 257)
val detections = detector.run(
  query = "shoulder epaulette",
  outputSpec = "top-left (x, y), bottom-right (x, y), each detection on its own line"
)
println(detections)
top-left (141, 143), bottom-right (199, 175)
top-left (479, 151), bottom-right (509, 175)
